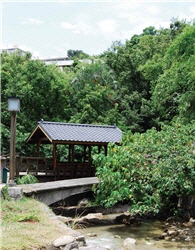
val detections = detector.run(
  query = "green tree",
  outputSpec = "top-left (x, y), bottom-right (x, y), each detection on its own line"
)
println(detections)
top-left (93, 121), bottom-right (195, 215)
top-left (104, 20), bottom-right (192, 131)
top-left (2, 19), bottom-right (194, 158)
top-left (1, 52), bottom-right (74, 154)
top-left (67, 49), bottom-right (90, 59)
top-left (104, 27), bottom-right (167, 132)
top-left (69, 60), bottom-right (121, 125)
top-left (152, 25), bottom-right (195, 123)
top-left (142, 26), bottom-right (156, 36)
top-left (169, 18), bottom-right (188, 39)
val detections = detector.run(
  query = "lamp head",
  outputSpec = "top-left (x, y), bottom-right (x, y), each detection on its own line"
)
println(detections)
top-left (8, 96), bottom-right (20, 112)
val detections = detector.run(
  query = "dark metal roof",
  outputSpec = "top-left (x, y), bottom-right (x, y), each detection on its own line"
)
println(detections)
top-left (27, 121), bottom-right (122, 144)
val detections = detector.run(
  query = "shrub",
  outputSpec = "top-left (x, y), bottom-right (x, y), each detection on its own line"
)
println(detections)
top-left (1, 185), bottom-right (10, 200)
top-left (17, 174), bottom-right (39, 184)
top-left (93, 121), bottom-right (195, 215)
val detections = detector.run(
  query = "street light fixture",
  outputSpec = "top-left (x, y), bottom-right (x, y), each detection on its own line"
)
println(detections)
top-left (8, 97), bottom-right (20, 112)
top-left (8, 96), bottom-right (20, 185)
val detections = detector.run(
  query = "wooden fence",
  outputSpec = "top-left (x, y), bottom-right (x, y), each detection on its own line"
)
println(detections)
top-left (6, 156), bottom-right (95, 181)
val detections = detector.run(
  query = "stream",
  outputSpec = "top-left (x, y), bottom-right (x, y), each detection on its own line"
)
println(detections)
top-left (78, 218), bottom-right (195, 250)
top-left (51, 194), bottom-right (195, 250)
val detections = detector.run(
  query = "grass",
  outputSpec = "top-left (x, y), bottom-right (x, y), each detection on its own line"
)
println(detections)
top-left (1, 196), bottom-right (73, 250)
top-left (66, 209), bottom-right (89, 230)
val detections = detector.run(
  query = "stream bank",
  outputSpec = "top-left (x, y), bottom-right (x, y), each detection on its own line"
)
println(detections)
top-left (49, 193), bottom-right (195, 250)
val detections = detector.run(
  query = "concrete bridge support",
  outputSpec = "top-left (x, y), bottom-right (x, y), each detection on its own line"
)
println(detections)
top-left (19, 177), bottom-right (99, 205)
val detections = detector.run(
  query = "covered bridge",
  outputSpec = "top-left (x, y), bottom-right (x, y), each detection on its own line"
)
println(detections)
top-left (18, 121), bottom-right (122, 181)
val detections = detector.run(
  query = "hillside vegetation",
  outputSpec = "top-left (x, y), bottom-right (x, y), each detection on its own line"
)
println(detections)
top-left (1, 19), bottom-right (195, 215)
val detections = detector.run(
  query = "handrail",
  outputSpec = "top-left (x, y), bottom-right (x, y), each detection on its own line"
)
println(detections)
top-left (20, 156), bottom-right (52, 160)
top-left (6, 156), bottom-right (94, 180)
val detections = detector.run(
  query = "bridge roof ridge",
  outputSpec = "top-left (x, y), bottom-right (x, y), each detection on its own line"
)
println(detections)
top-left (27, 121), bottom-right (122, 144)
top-left (38, 120), bottom-right (117, 129)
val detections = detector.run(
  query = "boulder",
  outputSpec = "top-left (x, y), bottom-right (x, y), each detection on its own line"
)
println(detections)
top-left (86, 233), bottom-right (97, 237)
top-left (78, 198), bottom-right (89, 207)
top-left (81, 213), bottom-right (103, 221)
top-left (123, 238), bottom-right (136, 249)
top-left (185, 236), bottom-right (193, 242)
top-left (115, 213), bottom-right (140, 226)
top-left (159, 232), bottom-right (167, 239)
top-left (77, 213), bottom-right (104, 225)
top-left (63, 241), bottom-right (79, 250)
top-left (53, 236), bottom-right (75, 248)
top-left (183, 217), bottom-right (195, 227)
top-left (8, 187), bottom-right (23, 201)
top-left (168, 230), bottom-right (178, 237)
top-left (114, 235), bottom-right (121, 239)
top-left (75, 234), bottom-right (86, 243)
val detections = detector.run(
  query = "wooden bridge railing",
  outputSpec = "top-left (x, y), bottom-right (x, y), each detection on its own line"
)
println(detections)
top-left (18, 156), bottom-right (54, 176)
top-left (10, 156), bottom-right (95, 180)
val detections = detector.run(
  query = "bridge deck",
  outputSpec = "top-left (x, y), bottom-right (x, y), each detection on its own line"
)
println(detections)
top-left (18, 177), bottom-right (99, 205)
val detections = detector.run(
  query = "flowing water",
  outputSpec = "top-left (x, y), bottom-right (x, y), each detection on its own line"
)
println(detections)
top-left (52, 197), bottom-right (195, 250)
top-left (78, 217), bottom-right (195, 250)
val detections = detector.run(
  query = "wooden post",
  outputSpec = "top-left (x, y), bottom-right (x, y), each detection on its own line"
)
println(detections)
top-left (71, 145), bottom-right (74, 163)
top-left (68, 145), bottom-right (71, 162)
top-left (15, 154), bottom-right (20, 177)
top-left (84, 145), bottom-right (87, 162)
top-left (98, 145), bottom-right (102, 154)
top-left (36, 141), bottom-right (41, 174)
top-left (53, 143), bottom-right (57, 169)
top-left (36, 140), bottom-right (41, 157)
top-left (88, 145), bottom-right (92, 177)
top-left (70, 144), bottom-right (75, 177)
top-left (9, 112), bottom-right (16, 183)
top-left (88, 145), bottom-right (91, 163)
top-left (104, 145), bottom-right (108, 156)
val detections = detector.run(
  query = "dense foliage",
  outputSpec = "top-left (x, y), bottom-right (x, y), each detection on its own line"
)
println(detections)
top-left (1, 52), bottom-right (74, 154)
top-left (104, 19), bottom-right (193, 131)
top-left (67, 49), bottom-right (90, 59)
top-left (17, 174), bottom-right (39, 184)
top-left (93, 122), bottom-right (195, 215)
top-left (1, 19), bottom-right (195, 214)
top-left (152, 25), bottom-right (195, 124)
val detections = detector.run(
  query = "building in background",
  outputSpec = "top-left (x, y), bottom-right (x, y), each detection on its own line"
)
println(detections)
top-left (43, 57), bottom-right (93, 71)
top-left (2, 47), bottom-right (27, 56)
top-left (1, 47), bottom-right (93, 71)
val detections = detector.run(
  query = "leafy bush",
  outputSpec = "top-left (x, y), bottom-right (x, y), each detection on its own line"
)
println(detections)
top-left (17, 174), bottom-right (39, 184)
top-left (93, 121), bottom-right (195, 215)
top-left (1, 185), bottom-right (10, 200)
